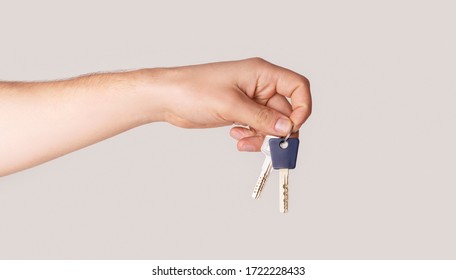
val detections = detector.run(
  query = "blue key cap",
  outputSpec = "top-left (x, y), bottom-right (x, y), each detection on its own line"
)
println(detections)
top-left (269, 138), bottom-right (300, 169)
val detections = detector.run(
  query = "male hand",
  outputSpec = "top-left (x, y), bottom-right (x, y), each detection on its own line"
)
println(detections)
top-left (153, 58), bottom-right (312, 151)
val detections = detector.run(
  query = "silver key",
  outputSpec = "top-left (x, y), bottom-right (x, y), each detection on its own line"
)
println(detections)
top-left (251, 136), bottom-right (276, 199)
top-left (252, 156), bottom-right (272, 199)
top-left (269, 136), bottom-right (299, 214)
top-left (279, 169), bottom-right (289, 213)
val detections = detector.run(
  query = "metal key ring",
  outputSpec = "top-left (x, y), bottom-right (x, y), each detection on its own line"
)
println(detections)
top-left (284, 128), bottom-right (293, 142)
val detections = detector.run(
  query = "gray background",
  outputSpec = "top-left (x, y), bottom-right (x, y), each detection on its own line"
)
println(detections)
top-left (1, 0), bottom-right (455, 259)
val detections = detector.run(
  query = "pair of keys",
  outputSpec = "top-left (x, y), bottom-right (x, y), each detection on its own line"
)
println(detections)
top-left (252, 135), bottom-right (300, 213)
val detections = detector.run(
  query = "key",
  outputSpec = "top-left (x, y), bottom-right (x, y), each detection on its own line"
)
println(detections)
top-left (269, 137), bottom-right (300, 213)
top-left (252, 156), bottom-right (271, 199)
top-left (252, 136), bottom-right (276, 199)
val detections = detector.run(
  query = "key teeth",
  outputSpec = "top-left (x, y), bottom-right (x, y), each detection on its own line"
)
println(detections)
top-left (282, 184), bottom-right (288, 213)
top-left (279, 169), bottom-right (289, 213)
top-left (280, 187), bottom-right (288, 213)
top-left (252, 175), bottom-right (265, 199)
top-left (252, 157), bottom-right (272, 200)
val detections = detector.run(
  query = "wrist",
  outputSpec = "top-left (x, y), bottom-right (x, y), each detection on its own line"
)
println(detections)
top-left (127, 68), bottom-right (169, 125)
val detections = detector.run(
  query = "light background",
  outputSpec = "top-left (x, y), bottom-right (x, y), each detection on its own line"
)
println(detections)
top-left (1, 0), bottom-right (455, 259)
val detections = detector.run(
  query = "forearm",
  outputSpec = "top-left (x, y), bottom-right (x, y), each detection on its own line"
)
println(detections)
top-left (0, 69), bottom-right (162, 176)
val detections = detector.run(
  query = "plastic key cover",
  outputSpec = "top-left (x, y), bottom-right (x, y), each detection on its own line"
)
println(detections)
top-left (269, 138), bottom-right (300, 169)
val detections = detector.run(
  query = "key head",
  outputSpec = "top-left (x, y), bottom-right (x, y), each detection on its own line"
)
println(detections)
top-left (269, 138), bottom-right (300, 169)
top-left (261, 135), bottom-right (277, 157)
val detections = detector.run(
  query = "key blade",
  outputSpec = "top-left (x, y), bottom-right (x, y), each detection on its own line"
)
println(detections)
top-left (252, 157), bottom-right (272, 199)
top-left (279, 169), bottom-right (289, 213)
top-left (251, 136), bottom-right (276, 200)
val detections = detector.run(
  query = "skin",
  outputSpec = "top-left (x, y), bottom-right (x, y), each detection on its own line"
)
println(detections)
top-left (0, 58), bottom-right (311, 176)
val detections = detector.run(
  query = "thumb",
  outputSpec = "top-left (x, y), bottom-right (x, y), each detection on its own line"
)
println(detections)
top-left (231, 97), bottom-right (293, 137)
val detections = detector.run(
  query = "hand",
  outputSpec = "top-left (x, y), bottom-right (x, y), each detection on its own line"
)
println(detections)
top-left (149, 58), bottom-right (312, 151)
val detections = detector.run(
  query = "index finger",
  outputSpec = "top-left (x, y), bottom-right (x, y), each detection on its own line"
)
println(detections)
top-left (270, 65), bottom-right (312, 132)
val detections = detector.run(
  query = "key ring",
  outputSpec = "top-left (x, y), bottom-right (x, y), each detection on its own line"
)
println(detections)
top-left (283, 127), bottom-right (293, 142)
top-left (280, 128), bottom-right (293, 149)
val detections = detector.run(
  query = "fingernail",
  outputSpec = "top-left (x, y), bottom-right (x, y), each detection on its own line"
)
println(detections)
top-left (274, 118), bottom-right (292, 135)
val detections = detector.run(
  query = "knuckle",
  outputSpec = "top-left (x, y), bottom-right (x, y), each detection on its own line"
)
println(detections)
top-left (298, 75), bottom-right (310, 88)
top-left (300, 102), bottom-right (312, 120)
top-left (247, 57), bottom-right (267, 66)
top-left (305, 103), bottom-right (312, 117)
